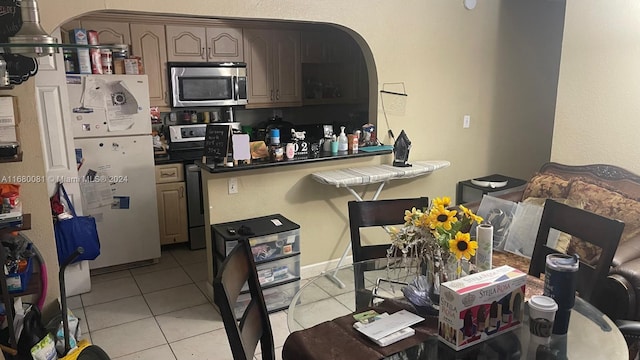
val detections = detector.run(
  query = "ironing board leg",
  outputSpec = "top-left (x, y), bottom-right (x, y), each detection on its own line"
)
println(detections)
top-left (323, 182), bottom-right (387, 288)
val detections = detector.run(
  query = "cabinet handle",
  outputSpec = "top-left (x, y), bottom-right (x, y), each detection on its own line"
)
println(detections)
top-left (207, 47), bottom-right (212, 60)
top-left (270, 89), bottom-right (274, 101)
top-left (201, 47), bottom-right (205, 60)
top-left (276, 89), bottom-right (280, 100)
top-left (179, 186), bottom-right (184, 198)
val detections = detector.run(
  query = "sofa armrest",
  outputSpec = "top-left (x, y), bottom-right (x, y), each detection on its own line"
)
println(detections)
top-left (613, 237), bottom-right (640, 267)
top-left (605, 260), bottom-right (640, 320)
top-left (462, 189), bottom-right (525, 213)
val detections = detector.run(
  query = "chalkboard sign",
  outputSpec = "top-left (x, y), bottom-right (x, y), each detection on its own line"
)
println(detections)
top-left (203, 124), bottom-right (231, 164)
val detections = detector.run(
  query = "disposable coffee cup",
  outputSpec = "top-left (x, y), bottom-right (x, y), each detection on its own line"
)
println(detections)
top-left (528, 295), bottom-right (558, 343)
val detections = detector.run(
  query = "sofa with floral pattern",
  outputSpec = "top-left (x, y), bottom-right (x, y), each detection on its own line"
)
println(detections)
top-left (466, 162), bottom-right (640, 322)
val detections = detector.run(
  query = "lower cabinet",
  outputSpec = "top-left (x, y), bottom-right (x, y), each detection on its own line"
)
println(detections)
top-left (155, 164), bottom-right (188, 245)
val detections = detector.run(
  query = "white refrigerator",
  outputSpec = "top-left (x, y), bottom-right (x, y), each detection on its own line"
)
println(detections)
top-left (67, 74), bottom-right (160, 269)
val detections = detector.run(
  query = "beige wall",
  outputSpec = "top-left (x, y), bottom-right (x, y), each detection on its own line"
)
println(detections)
top-left (553, 0), bottom-right (640, 173)
top-left (0, 85), bottom-right (60, 303)
top-left (1, 0), bottom-right (565, 295)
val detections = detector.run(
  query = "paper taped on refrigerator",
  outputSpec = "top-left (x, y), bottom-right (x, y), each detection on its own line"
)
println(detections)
top-left (66, 74), bottom-right (151, 138)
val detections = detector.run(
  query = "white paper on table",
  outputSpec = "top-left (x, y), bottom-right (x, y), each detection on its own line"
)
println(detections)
top-left (355, 310), bottom-right (424, 341)
top-left (106, 80), bottom-right (139, 132)
top-left (0, 97), bottom-right (16, 125)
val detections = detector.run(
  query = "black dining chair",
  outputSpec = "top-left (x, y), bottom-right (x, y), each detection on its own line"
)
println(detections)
top-left (528, 199), bottom-right (625, 304)
top-left (348, 197), bottom-right (429, 309)
top-left (348, 197), bottom-right (430, 262)
top-left (213, 238), bottom-right (275, 360)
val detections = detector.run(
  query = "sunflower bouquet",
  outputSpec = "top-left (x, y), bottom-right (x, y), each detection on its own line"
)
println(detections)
top-left (388, 196), bottom-right (484, 281)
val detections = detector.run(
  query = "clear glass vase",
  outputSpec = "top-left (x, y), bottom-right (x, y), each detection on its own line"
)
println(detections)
top-left (426, 249), bottom-right (462, 307)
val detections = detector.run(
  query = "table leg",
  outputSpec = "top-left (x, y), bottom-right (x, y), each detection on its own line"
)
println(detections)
top-left (323, 182), bottom-right (388, 288)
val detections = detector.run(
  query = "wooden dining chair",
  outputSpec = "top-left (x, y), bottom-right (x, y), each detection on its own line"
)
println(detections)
top-left (213, 238), bottom-right (275, 360)
top-left (528, 199), bottom-right (625, 303)
top-left (348, 197), bottom-right (429, 309)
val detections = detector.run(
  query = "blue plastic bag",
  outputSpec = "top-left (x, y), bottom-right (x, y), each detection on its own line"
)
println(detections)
top-left (53, 183), bottom-right (100, 265)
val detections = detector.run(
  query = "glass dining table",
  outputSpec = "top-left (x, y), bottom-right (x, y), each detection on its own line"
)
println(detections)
top-left (285, 257), bottom-right (628, 360)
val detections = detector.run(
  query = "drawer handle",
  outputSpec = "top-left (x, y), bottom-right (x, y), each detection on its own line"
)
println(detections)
top-left (160, 170), bottom-right (176, 177)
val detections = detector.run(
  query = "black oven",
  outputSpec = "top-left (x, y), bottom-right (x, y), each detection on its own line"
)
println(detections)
top-left (167, 123), bottom-right (240, 249)
top-left (168, 124), bottom-right (208, 249)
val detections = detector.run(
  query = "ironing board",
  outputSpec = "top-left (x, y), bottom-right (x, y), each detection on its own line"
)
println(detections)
top-left (311, 160), bottom-right (451, 287)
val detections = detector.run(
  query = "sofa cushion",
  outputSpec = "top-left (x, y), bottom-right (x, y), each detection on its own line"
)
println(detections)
top-left (522, 173), bottom-right (571, 200)
top-left (566, 180), bottom-right (640, 264)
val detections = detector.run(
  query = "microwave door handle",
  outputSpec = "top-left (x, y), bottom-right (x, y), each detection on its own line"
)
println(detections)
top-left (233, 76), bottom-right (239, 101)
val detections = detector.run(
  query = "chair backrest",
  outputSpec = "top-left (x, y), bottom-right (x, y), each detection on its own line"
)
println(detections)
top-left (213, 238), bottom-right (275, 360)
top-left (528, 199), bottom-right (625, 303)
top-left (348, 197), bottom-right (429, 262)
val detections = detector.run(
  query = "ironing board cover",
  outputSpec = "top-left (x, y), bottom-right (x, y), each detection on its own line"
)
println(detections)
top-left (311, 160), bottom-right (450, 188)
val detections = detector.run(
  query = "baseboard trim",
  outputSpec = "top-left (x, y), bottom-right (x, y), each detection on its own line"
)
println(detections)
top-left (300, 255), bottom-right (353, 280)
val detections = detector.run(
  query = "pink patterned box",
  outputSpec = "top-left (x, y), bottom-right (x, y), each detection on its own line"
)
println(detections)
top-left (438, 265), bottom-right (526, 351)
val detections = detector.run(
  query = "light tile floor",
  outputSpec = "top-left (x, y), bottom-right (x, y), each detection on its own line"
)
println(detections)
top-left (67, 246), bottom-right (290, 360)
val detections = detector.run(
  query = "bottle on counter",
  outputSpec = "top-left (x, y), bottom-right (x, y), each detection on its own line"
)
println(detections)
top-left (352, 130), bottom-right (360, 153)
top-left (338, 126), bottom-right (349, 152)
top-left (269, 128), bottom-right (284, 161)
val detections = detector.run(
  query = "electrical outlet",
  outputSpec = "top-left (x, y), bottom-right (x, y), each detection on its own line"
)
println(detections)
top-left (463, 115), bottom-right (471, 128)
top-left (228, 178), bottom-right (238, 194)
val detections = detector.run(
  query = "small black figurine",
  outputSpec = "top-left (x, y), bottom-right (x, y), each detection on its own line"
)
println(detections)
top-left (393, 129), bottom-right (412, 167)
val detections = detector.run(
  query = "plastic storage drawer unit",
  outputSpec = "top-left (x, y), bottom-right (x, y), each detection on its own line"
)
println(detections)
top-left (235, 280), bottom-right (300, 318)
top-left (212, 214), bottom-right (301, 316)
top-left (212, 214), bottom-right (300, 276)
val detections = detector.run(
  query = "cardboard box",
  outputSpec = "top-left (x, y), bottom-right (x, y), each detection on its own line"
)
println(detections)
top-left (124, 57), bottom-right (144, 75)
top-left (68, 28), bottom-right (91, 74)
top-left (438, 265), bottom-right (526, 351)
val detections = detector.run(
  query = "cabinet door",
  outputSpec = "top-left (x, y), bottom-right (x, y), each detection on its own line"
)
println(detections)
top-left (272, 30), bottom-right (301, 105)
top-left (156, 182), bottom-right (188, 245)
top-left (206, 27), bottom-right (243, 62)
top-left (166, 25), bottom-right (207, 62)
top-left (130, 24), bottom-right (169, 107)
top-left (244, 29), bottom-right (274, 107)
top-left (301, 31), bottom-right (326, 63)
top-left (80, 20), bottom-right (131, 44)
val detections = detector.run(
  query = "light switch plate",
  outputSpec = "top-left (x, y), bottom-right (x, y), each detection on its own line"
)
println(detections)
top-left (228, 177), bottom-right (238, 194)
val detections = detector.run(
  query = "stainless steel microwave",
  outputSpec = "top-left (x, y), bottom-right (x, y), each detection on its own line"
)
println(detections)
top-left (168, 62), bottom-right (248, 107)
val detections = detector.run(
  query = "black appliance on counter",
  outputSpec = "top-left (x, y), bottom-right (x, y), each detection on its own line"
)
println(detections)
top-left (167, 123), bottom-right (240, 250)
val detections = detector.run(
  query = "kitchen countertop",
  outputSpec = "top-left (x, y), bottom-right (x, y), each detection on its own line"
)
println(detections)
top-left (196, 147), bottom-right (392, 173)
top-left (154, 154), bottom-right (188, 165)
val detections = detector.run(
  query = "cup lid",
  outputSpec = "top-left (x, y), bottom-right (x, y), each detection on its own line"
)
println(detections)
top-left (529, 295), bottom-right (558, 312)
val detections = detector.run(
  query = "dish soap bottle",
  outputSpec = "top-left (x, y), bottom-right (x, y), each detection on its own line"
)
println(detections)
top-left (338, 126), bottom-right (348, 152)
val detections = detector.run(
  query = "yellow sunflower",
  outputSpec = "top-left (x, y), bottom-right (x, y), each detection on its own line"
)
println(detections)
top-left (459, 205), bottom-right (483, 224)
top-left (433, 196), bottom-right (451, 208)
top-left (428, 205), bottom-right (457, 230)
top-left (404, 207), bottom-right (422, 225)
top-left (449, 232), bottom-right (478, 260)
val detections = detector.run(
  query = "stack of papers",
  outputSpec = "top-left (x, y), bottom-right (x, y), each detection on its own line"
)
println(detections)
top-left (353, 310), bottom-right (424, 347)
